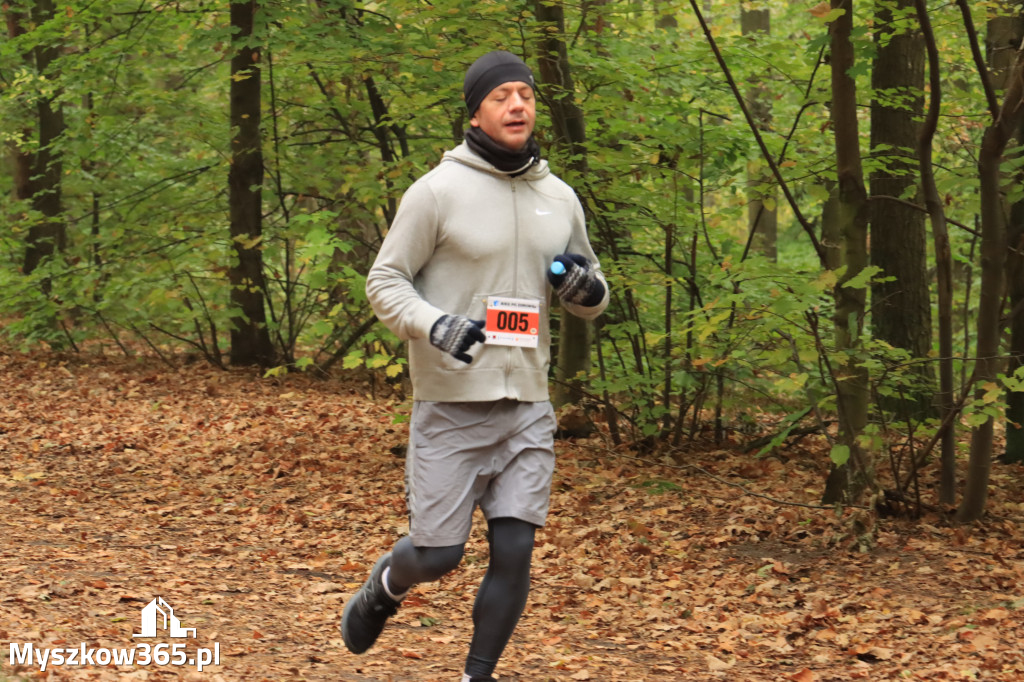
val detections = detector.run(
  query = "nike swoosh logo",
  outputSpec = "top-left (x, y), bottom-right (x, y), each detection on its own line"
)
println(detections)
top-left (536, 209), bottom-right (552, 216)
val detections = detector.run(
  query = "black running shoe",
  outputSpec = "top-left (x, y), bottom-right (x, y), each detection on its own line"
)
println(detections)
top-left (341, 553), bottom-right (402, 654)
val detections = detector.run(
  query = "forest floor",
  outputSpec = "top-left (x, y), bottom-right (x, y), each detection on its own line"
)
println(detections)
top-left (1, 350), bottom-right (1024, 682)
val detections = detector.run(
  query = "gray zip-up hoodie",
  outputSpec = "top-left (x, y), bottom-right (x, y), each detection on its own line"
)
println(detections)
top-left (366, 142), bottom-right (609, 402)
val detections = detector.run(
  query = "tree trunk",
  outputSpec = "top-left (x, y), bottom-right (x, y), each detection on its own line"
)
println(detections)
top-left (870, 0), bottom-right (932, 416)
top-left (1005, 193), bottom-right (1024, 463)
top-left (821, 181), bottom-right (842, 271)
top-left (958, 43), bottom-right (1024, 522)
top-left (741, 6), bottom-right (777, 261)
top-left (914, 0), bottom-right (957, 505)
top-left (20, 0), bottom-right (66, 277)
top-left (989, 4), bottom-right (1024, 464)
top-left (823, 0), bottom-right (873, 505)
top-left (228, 0), bottom-right (274, 367)
top-left (534, 0), bottom-right (593, 408)
top-left (4, 7), bottom-right (32, 205)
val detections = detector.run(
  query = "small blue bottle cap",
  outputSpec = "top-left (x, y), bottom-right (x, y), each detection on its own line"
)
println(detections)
top-left (550, 261), bottom-right (566, 276)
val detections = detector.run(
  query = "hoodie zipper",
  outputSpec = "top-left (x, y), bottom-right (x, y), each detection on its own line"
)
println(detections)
top-left (510, 179), bottom-right (520, 292)
top-left (506, 179), bottom-right (520, 398)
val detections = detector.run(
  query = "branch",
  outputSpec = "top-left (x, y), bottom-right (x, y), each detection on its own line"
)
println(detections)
top-left (318, 313), bottom-right (381, 373)
top-left (955, 0), bottom-right (999, 119)
top-left (687, 0), bottom-right (826, 265)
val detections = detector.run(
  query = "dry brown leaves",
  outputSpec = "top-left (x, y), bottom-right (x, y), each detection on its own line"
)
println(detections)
top-left (1, 351), bottom-right (1023, 681)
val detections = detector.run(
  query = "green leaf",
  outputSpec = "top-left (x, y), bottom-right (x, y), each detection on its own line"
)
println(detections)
top-left (841, 266), bottom-right (883, 290)
top-left (829, 444), bottom-right (850, 467)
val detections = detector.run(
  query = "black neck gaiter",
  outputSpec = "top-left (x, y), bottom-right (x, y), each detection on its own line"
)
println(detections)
top-left (465, 126), bottom-right (541, 176)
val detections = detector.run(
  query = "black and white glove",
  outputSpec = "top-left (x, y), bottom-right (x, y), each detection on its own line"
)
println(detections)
top-left (547, 253), bottom-right (606, 307)
top-left (430, 314), bottom-right (486, 364)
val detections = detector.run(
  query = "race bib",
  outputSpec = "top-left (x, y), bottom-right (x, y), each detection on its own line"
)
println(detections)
top-left (484, 296), bottom-right (541, 348)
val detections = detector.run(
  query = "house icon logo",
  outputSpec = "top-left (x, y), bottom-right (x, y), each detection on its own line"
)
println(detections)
top-left (132, 596), bottom-right (197, 638)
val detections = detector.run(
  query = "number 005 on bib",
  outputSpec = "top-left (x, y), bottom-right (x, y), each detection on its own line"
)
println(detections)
top-left (484, 297), bottom-right (541, 348)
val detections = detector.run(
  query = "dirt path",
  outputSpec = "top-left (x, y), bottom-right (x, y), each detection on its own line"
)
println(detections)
top-left (1, 352), bottom-right (1023, 681)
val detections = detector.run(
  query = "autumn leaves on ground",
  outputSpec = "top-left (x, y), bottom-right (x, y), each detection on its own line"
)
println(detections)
top-left (1, 351), bottom-right (1023, 682)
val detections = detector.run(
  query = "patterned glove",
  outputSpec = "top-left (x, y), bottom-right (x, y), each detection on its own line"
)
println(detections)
top-left (547, 253), bottom-right (606, 307)
top-left (430, 314), bottom-right (486, 364)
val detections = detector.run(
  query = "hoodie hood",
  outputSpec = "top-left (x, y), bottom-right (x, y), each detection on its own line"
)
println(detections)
top-left (443, 142), bottom-right (551, 181)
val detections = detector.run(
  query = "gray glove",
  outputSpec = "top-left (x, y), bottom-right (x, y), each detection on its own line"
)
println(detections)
top-left (430, 314), bottom-right (486, 364)
top-left (547, 253), bottom-right (606, 307)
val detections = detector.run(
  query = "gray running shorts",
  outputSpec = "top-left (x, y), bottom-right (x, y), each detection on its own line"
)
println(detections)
top-left (406, 399), bottom-right (556, 547)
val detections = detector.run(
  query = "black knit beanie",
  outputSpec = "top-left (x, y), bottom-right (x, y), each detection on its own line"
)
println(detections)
top-left (463, 50), bottom-right (535, 116)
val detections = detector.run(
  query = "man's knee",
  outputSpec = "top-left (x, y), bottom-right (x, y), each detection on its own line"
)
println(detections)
top-left (419, 543), bottom-right (465, 578)
top-left (393, 537), bottom-right (465, 584)
top-left (487, 518), bottom-right (537, 565)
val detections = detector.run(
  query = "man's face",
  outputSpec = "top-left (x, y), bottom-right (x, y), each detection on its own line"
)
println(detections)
top-left (470, 81), bottom-right (536, 152)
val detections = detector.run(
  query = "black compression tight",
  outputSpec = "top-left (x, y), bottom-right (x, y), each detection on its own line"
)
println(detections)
top-left (465, 518), bottom-right (536, 678)
top-left (387, 535), bottom-right (465, 589)
top-left (385, 518), bottom-right (537, 680)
